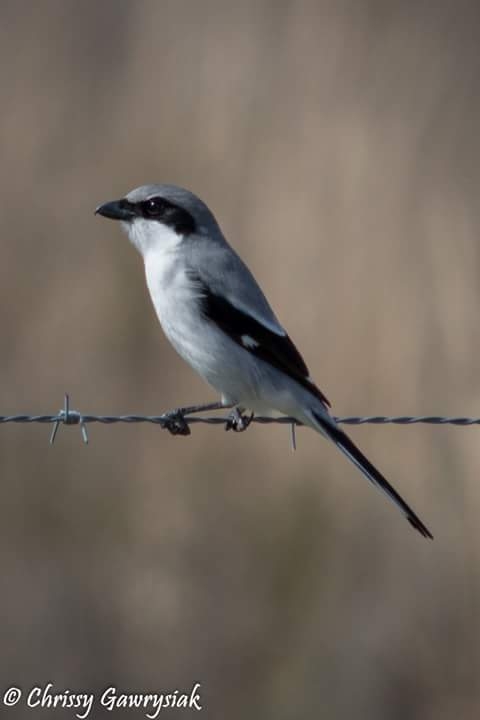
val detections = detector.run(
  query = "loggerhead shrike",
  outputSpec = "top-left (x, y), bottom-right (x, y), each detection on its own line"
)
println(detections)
top-left (96, 184), bottom-right (432, 539)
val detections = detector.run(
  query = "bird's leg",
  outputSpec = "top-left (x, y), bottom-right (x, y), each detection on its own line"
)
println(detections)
top-left (170, 400), bottom-right (228, 415)
top-left (225, 406), bottom-right (254, 433)
top-left (161, 401), bottom-right (231, 436)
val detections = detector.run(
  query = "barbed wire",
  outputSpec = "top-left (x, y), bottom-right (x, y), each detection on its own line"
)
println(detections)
top-left (0, 394), bottom-right (478, 445)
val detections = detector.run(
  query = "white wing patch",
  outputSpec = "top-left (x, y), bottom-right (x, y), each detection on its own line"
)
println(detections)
top-left (241, 334), bottom-right (260, 349)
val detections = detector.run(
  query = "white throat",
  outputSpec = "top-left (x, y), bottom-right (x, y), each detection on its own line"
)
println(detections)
top-left (122, 218), bottom-right (182, 258)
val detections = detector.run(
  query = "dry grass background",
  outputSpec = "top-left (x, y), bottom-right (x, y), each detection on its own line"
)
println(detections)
top-left (1, 1), bottom-right (480, 718)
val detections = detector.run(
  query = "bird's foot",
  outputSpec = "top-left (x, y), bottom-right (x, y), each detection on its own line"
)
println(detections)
top-left (161, 409), bottom-right (191, 436)
top-left (225, 407), bottom-right (254, 432)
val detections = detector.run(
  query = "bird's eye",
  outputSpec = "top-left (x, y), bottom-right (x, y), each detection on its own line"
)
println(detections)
top-left (143, 198), bottom-right (165, 217)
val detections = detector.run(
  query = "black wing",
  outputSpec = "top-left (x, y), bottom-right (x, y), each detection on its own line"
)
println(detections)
top-left (192, 274), bottom-right (330, 408)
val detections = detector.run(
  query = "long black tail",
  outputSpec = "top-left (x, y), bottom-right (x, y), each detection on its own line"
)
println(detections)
top-left (312, 411), bottom-right (433, 539)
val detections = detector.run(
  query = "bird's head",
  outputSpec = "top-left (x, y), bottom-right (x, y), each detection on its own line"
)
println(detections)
top-left (95, 184), bottom-right (219, 256)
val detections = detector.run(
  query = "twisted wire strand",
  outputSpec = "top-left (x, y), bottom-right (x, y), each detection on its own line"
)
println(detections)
top-left (0, 393), bottom-right (479, 445)
top-left (1, 414), bottom-right (479, 426)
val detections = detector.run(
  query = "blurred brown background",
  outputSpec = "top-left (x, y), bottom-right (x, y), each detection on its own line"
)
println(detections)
top-left (1, 1), bottom-right (479, 718)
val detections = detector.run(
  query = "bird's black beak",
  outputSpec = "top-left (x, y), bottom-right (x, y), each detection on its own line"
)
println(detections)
top-left (95, 199), bottom-right (136, 221)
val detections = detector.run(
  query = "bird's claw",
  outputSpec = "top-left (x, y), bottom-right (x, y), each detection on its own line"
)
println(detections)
top-left (225, 408), bottom-right (254, 432)
top-left (161, 410), bottom-right (191, 436)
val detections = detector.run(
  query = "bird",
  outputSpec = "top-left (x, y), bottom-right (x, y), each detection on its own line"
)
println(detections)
top-left (95, 184), bottom-right (432, 539)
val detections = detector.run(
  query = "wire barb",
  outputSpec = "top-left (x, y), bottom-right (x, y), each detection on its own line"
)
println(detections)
top-left (49, 394), bottom-right (89, 445)
top-left (0, 394), bottom-right (479, 444)
top-left (290, 422), bottom-right (297, 451)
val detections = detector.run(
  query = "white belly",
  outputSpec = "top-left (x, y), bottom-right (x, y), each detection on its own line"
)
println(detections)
top-left (144, 249), bottom-right (238, 398)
